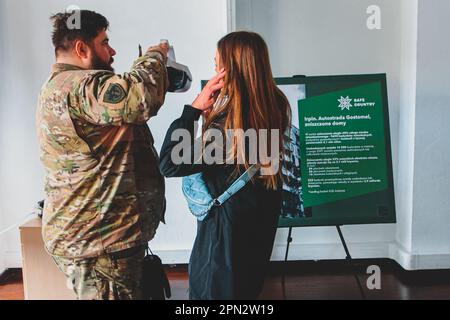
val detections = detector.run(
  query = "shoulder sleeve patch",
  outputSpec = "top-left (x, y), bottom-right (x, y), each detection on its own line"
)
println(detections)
top-left (103, 83), bottom-right (126, 104)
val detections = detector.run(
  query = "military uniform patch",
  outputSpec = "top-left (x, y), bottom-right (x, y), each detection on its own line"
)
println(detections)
top-left (104, 83), bottom-right (126, 104)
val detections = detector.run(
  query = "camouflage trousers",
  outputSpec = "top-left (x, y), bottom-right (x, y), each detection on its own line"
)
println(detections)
top-left (52, 245), bottom-right (145, 300)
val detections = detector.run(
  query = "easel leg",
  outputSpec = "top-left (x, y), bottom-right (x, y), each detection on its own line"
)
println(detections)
top-left (284, 227), bottom-right (293, 262)
top-left (336, 225), bottom-right (366, 300)
top-left (282, 227), bottom-right (293, 299)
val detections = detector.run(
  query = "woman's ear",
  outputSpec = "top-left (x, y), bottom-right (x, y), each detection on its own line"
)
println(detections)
top-left (215, 50), bottom-right (223, 74)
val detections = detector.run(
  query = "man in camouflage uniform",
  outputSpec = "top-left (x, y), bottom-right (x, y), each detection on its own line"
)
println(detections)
top-left (36, 10), bottom-right (169, 299)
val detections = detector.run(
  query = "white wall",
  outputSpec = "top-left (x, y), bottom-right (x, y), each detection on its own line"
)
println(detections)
top-left (235, 0), bottom-right (450, 270)
top-left (0, 0), bottom-right (228, 267)
top-left (2, 0), bottom-right (449, 271)
top-left (0, 209), bottom-right (5, 274)
top-left (235, 0), bottom-right (400, 262)
top-left (392, 0), bottom-right (418, 266)
top-left (409, 0), bottom-right (450, 267)
top-left (0, 0), bottom-right (7, 275)
top-left (393, 0), bottom-right (450, 270)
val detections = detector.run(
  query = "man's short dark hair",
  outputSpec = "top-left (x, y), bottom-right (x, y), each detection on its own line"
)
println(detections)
top-left (50, 10), bottom-right (109, 55)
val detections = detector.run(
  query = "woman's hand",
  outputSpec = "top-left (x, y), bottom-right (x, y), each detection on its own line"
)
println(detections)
top-left (192, 69), bottom-right (226, 111)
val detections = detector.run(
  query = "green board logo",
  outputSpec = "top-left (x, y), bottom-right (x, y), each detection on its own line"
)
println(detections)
top-left (338, 96), bottom-right (353, 111)
top-left (104, 83), bottom-right (126, 104)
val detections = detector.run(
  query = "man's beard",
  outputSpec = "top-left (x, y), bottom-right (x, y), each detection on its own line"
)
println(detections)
top-left (90, 51), bottom-right (114, 72)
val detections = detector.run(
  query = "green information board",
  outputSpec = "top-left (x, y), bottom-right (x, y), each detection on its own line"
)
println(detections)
top-left (277, 74), bottom-right (396, 228)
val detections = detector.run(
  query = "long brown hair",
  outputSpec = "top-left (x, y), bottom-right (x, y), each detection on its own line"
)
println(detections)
top-left (204, 31), bottom-right (291, 190)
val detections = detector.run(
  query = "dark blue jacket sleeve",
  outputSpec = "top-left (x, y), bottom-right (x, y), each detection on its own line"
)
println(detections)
top-left (159, 105), bottom-right (206, 177)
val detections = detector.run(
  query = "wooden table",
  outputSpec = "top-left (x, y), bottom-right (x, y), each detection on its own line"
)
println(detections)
top-left (19, 217), bottom-right (76, 300)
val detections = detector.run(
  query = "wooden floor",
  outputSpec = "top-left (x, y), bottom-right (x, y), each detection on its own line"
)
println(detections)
top-left (2, 259), bottom-right (450, 300)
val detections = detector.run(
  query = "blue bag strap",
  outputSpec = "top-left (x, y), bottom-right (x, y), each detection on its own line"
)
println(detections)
top-left (214, 164), bottom-right (260, 206)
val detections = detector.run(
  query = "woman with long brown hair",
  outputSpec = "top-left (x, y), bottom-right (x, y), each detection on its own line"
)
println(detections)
top-left (159, 31), bottom-right (291, 299)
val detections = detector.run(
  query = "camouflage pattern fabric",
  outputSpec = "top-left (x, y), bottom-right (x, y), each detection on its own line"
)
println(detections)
top-left (36, 48), bottom-right (169, 259)
top-left (53, 245), bottom-right (145, 300)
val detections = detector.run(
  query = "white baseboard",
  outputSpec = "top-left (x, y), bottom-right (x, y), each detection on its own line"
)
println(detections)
top-left (5, 251), bottom-right (22, 269)
top-left (389, 243), bottom-right (450, 270)
top-left (154, 242), bottom-right (392, 265)
top-left (0, 252), bottom-right (5, 275)
top-left (153, 249), bottom-right (191, 265)
top-left (5, 242), bottom-right (450, 271)
top-left (271, 241), bottom-right (391, 261)
top-left (156, 242), bottom-right (450, 270)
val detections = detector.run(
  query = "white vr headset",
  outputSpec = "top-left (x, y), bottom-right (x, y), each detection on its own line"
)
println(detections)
top-left (163, 40), bottom-right (192, 93)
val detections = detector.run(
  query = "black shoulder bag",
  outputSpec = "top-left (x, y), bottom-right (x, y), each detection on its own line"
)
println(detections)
top-left (142, 247), bottom-right (171, 300)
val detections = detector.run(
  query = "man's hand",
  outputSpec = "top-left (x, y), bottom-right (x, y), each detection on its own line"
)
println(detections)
top-left (148, 43), bottom-right (169, 58)
top-left (158, 42), bottom-right (169, 57)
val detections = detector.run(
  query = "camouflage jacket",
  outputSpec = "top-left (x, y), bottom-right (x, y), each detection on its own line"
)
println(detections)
top-left (36, 48), bottom-right (169, 258)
